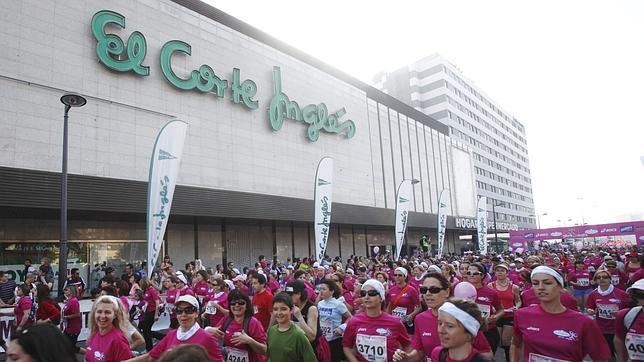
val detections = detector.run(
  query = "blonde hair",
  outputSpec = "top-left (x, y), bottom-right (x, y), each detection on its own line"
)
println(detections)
top-left (88, 296), bottom-right (129, 337)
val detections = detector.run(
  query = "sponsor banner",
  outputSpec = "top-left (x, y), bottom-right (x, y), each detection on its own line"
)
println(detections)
top-left (509, 241), bottom-right (528, 252)
top-left (509, 220), bottom-right (644, 244)
top-left (147, 120), bottom-right (188, 277)
top-left (476, 197), bottom-right (488, 255)
top-left (394, 180), bottom-right (413, 260)
top-left (437, 189), bottom-right (449, 257)
top-left (314, 157), bottom-right (333, 262)
top-left (0, 297), bottom-right (171, 348)
top-left (455, 217), bottom-right (518, 231)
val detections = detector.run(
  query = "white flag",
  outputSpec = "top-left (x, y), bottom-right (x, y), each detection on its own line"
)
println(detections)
top-left (314, 157), bottom-right (333, 263)
top-left (394, 180), bottom-right (413, 260)
top-left (437, 189), bottom-right (449, 257)
top-left (477, 197), bottom-right (488, 255)
top-left (147, 120), bottom-right (187, 277)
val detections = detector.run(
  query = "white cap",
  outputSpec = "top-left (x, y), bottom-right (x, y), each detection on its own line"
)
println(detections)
top-left (627, 279), bottom-right (644, 293)
top-left (176, 295), bottom-right (199, 309)
top-left (232, 268), bottom-right (240, 274)
top-left (287, 265), bottom-right (294, 270)
top-left (428, 265), bottom-right (442, 274)
top-left (175, 272), bottom-right (188, 285)
top-left (361, 279), bottom-right (385, 300)
top-left (233, 274), bottom-right (246, 282)
top-left (346, 268), bottom-right (354, 274)
top-left (515, 258), bottom-right (524, 263)
top-left (395, 267), bottom-right (408, 278)
top-left (313, 262), bottom-right (320, 268)
top-left (224, 280), bottom-right (235, 290)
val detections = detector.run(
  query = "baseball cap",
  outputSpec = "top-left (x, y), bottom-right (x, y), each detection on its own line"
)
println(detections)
top-left (627, 279), bottom-right (644, 293)
top-left (515, 258), bottom-right (524, 263)
top-left (604, 255), bottom-right (613, 261)
top-left (176, 295), bottom-right (199, 309)
top-left (287, 265), bottom-right (294, 270)
top-left (233, 274), bottom-right (246, 282)
top-left (286, 280), bottom-right (306, 294)
top-left (223, 280), bottom-right (235, 290)
top-left (232, 268), bottom-right (240, 274)
top-left (313, 262), bottom-right (320, 268)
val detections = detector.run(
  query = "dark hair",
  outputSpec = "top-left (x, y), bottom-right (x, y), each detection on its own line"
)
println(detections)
top-left (197, 270), bottom-right (208, 281)
top-left (101, 285), bottom-right (118, 297)
top-left (422, 272), bottom-right (450, 290)
top-left (159, 344), bottom-right (210, 362)
top-left (293, 270), bottom-right (306, 280)
top-left (469, 263), bottom-right (486, 274)
top-left (286, 280), bottom-right (308, 301)
top-left (36, 284), bottom-right (52, 303)
top-left (444, 297), bottom-right (483, 337)
top-left (10, 324), bottom-right (76, 362)
top-left (272, 292), bottom-right (293, 309)
top-left (17, 284), bottom-right (30, 297)
top-left (227, 289), bottom-right (253, 319)
top-left (319, 279), bottom-right (340, 298)
top-left (252, 272), bottom-right (267, 285)
top-left (39, 265), bottom-right (49, 273)
top-left (116, 280), bottom-right (130, 297)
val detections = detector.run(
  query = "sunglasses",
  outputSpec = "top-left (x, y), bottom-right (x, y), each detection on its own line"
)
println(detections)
top-left (420, 286), bottom-right (445, 294)
top-left (175, 306), bottom-right (197, 315)
top-left (230, 300), bottom-right (247, 307)
top-left (595, 275), bottom-right (611, 280)
top-left (466, 271), bottom-right (483, 276)
top-left (360, 290), bottom-right (381, 297)
top-left (394, 274), bottom-right (406, 277)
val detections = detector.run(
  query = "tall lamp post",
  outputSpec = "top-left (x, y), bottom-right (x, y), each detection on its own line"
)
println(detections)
top-left (492, 201), bottom-right (505, 252)
top-left (58, 92), bottom-right (86, 298)
top-left (529, 212), bottom-right (548, 229)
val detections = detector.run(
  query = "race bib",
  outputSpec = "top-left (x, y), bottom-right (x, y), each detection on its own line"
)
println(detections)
top-left (356, 334), bottom-right (387, 362)
top-left (611, 275), bottom-right (620, 286)
top-left (596, 304), bottom-right (618, 320)
top-left (528, 353), bottom-right (571, 362)
top-left (577, 278), bottom-right (590, 287)
top-left (477, 303), bottom-right (491, 319)
top-left (253, 305), bottom-right (259, 314)
top-left (165, 303), bottom-right (175, 314)
top-left (226, 347), bottom-right (249, 362)
top-left (205, 301), bottom-right (217, 315)
top-left (626, 332), bottom-right (644, 361)
top-left (320, 319), bottom-right (334, 339)
top-left (392, 306), bottom-right (407, 320)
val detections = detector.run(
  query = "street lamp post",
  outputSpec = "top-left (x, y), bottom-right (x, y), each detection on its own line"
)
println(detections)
top-left (529, 212), bottom-right (548, 229)
top-left (58, 92), bottom-right (86, 298)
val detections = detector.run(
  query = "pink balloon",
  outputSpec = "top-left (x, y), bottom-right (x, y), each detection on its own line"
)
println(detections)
top-left (453, 281), bottom-right (477, 302)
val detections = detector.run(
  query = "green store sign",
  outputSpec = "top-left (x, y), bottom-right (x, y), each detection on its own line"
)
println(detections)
top-left (91, 10), bottom-right (356, 142)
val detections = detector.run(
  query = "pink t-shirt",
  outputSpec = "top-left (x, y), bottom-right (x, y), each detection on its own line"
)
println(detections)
top-left (610, 269), bottom-right (629, 290)
top-left (568, 270), bottom-right (592, 290)
top-left (85, 327), bottom-right (131, 362)
top-left (268, 280), bottom-right (280, 295)
top-left (514, 305), bottom-right (611, 362)
top-left (508, 269), bottom-right (524, 286)
top-left (342, 312), bottom-right (411, 362)
top-left (521, 288), bottom-right (578, 310)
top-left (194, 281), bottom-right (210, 298)
top-left (586, 288), bottom-right (631, 333)
top-left (412, 309), bottom-right (491, 355)
top-left (165, 288), bottom-right (180, 319)
top-left (216, 316), bottom-right (267, 362)
top-left (615, 307), bottom-right (644, 362)
top-left (409, 276), bottom-right (424, 291)
top-left (15, 296), bottom-right (32, 327)
top-left (206, 291), bottom-right (229, 327)
top-left (143, 287), bottom-right (160, 313)
top-left (179, 286), bottom-right (195, 297)
top-left (150, 327), bottom-right (223, 361)
top-left (430, 346), bottom-right (482, 362)
top-left (63, 297), bottom-right (82, 335)
top-left (474, 286), bottom-right (502, 327)
top-left (387, 284), bottom-right (420, 317)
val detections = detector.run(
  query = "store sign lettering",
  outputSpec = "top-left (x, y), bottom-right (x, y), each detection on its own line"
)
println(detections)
top-left (90, 10), bottom-right (355, 141)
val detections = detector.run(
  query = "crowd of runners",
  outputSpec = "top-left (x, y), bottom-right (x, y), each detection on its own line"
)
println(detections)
top-left (1, 244), bottom-right (644, 361)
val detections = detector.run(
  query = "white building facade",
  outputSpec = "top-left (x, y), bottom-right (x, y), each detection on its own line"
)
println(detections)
top-left (376, 54), bottom-right (536, 240)
top-left (0, 1), bottom-right (480, 278)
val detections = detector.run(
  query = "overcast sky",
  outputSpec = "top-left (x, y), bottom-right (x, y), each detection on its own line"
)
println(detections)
top-left (210, 0), bottom-right (644, 228)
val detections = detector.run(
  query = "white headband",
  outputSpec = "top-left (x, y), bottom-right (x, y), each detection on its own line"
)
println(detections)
top-left (97, 295), bottom-right (120, 310)
top-left (395, 267), bottom-right (408, 278)
top-left (438, 302), bottom-right (481, 336)
top-left (531, 266), bottom-right (563, 286)
top-left (361, 279), bottom-right (385, 300)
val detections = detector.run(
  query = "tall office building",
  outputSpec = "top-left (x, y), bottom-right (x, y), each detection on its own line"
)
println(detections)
top-left (375, 54), bottom-right (536, 231)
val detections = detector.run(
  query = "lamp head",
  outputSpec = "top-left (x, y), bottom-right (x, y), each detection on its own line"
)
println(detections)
top-left (60, 92), bottom-right (87, 108)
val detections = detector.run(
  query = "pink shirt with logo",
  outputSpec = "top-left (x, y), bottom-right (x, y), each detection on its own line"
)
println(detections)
top-left (207, 291), bottom-right (229, 327)
top-left (150, 327), bottom-right (223, 361)
top-left (143, 287), bottom-right (160, 313)
top-left (610, 269), bottom-right (629, 290)
top-left (85, 327), bottom-right (131, 362)
top-left (342, 312), bottom-right (410, 362)
top-left (165, 288), bottom-right (180, 319)
top-left (216, 316), bottom-right (267, 362)
top-left (430, 346), bottom-right (482, 362)
top-left (474, 286), bottom-right (502, 327)
top-left (179, 286), bottom-right (195, 297)
top-left (63, 296), bottom-right (81, 335)
top-left (412, 309), bottom-right (491, 355)
top-left (387, 284), bottom-right (420, 316)
top-left (568, 270), bottom-right (592, 290)
top-left (521, 288), bottom-right (578, 310)
top-left (615, 307), bottom-right (644, 362)
top-left (586, 288), bottom-right (631, 333)
top-left (514, 305), bottom-right (610, 362)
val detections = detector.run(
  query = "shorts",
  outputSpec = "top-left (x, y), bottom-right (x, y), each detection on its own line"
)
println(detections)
top-left (573, 288), bottom-right (593, 296)
top-left (497, 317), bottom-right (514, 327)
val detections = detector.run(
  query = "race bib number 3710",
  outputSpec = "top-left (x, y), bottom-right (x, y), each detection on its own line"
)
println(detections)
top-left (356, 334), bottom-right (387, 362)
